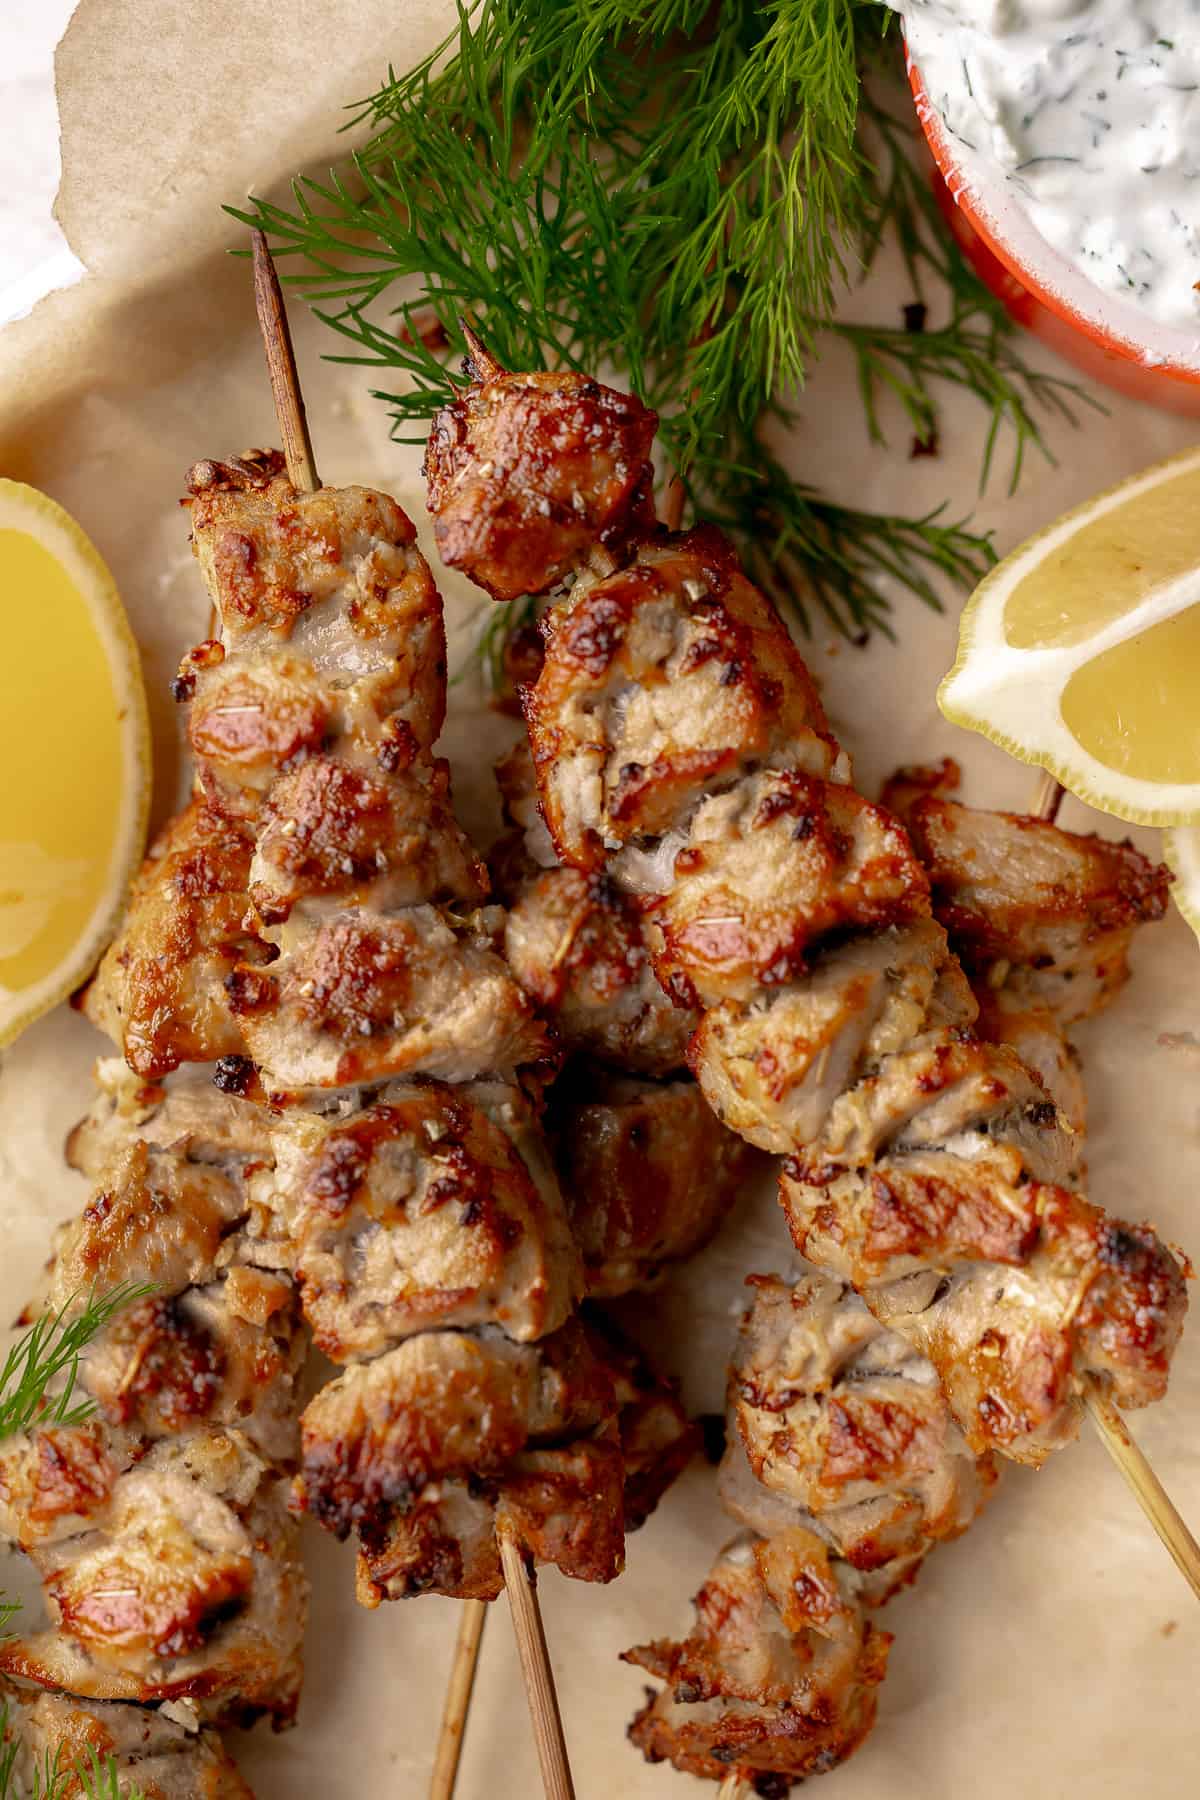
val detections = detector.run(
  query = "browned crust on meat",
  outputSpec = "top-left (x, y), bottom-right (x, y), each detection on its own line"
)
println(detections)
top-left (426, 366), bottom-right (659, 601)
top-left (499, 860), bottom-right (696, 1074)
top-left (81, 802), bottom-right (266, 1078)
top-left (354, 1427), bottom-right (628, 1603)
top-left (904, 793), bottom-right (1170, 1005)
top-left (269, 1081), bottom-right (578, 1356)
top-left (648, 772), bottom-right (931, 1008)
top-left (623, 1530), bottom-right (890, 1786)
top-left (295, 1320), bottom-right (616, 1540)
top-left (526, 530), bottom-right (838, 870)
top-left (250, 755), bottom-right (487, 919)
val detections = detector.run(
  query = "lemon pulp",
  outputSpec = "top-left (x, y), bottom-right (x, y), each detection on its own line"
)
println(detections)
top-left (1003, 466), bottom-right (1200, 650)
top-left (1060, 605), bottom-right (1200, 784)
top-left (0, 526), bottom-right (127, 999)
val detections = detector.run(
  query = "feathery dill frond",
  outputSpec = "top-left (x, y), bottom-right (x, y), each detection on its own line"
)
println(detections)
top-left (0, 1708), bottom-right (147, 1800)
top-left (228, 0), bottom-right (1093, 658)
top-left (0, 1284), bottom-right (151, 1442)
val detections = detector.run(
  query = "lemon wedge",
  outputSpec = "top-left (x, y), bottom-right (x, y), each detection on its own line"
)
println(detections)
top-left (1163, 827), bottom-right (1200, 945)
top-left (939, 446), bottom-right (1200, 826)
top-left (0, 481), bottom-right (150, 1045)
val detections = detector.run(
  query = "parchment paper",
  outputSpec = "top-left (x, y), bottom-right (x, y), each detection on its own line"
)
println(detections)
top-left (0, 6), bottom-right (1196, 1795)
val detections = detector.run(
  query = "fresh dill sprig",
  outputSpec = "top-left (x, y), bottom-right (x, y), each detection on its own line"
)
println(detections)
top-left (0, 1707), bottom-right (146, 1800)
top-left (706, 435), bottom-right (996, 641)
top-left (468, 596), bottom-right (540, 697)
top-left (0, 1289), bottom-right (150, 1799)
top-left (0, 1285), bottom-right (150, 1442)
top-left (229, 0), bottom-right (1093, 659)
top-left (829, 308), bottom-right (1090, 493)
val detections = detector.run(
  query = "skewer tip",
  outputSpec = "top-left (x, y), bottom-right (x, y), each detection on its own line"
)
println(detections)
top-left (459, 315), bottom-right (507, 384)
top-left (250, 229), bottom-right (320, 495)
top-left (1082, 1374), bottom-right (1200, 1602)
top-left (661, 471), bottom-right (686, 534)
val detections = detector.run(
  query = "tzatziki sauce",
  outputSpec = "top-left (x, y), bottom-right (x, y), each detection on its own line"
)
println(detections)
top-left (894, 0), bottom-right (1200, 332)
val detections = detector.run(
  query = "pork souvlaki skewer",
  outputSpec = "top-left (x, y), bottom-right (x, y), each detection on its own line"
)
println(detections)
top-left (479, 729), bottom-right (987, 1790)
top-left (885, 758), bottom-right (1200, 1597)
top-left (56, 263), bottom-right (693, 1799)
top-left (77, 241), bottom-right (693, 1800)
top-left (423, 337), bottom-right (1192, 1556)
top-left (81, 256), bottom-right (626, 1597)
top-left (479, 492), bottom-right (1006, 1793)
top-left (623, 765), bottom-right (1173, 1793)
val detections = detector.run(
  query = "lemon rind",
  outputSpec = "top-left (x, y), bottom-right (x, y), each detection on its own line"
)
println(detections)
top-left (939, 444), bottom-right (1200, 827)
top-left (0, 480), bottom-right (150, 1047)
top-left (1163, 827), bottom-right (1200, 944)
top-left (938, 698), bottom-right (1200, 829)
top-left (942, 442), bottom-right (1200, 683)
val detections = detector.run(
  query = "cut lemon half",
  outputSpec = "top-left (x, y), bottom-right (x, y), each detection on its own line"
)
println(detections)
top-left (1163, 827), bottom-right (1200, 945)
top-left (939, 446), bottom-right (1200, 826)
top-left (0, 481), bottom-right (150, 1045)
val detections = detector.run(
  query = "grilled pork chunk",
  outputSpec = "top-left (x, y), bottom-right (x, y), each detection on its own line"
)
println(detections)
top-left (424, 353), bottom-right (659, 603)
top-left (82, 803), bottom-right (262, 1080)
top-left (493, 741), bottom-right (696, 1075)
top-left (260, 1079), bottom-right (579, 1356)
top-left (352, 1311), bottom-right (696, 1603)
top-left (624, 1529), bottom-right (889, 1787)
top-left (0, 1676), bottom-right (253, 1799)
top-left (549, 1068), bottom-right (756, 1297)
top-left (722, 1273), bottom-right (995, 1603)
top-left (882, 759), bottom-right (1170, 1025)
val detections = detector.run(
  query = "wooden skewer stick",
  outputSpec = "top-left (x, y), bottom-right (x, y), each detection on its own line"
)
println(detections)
top-left (251, 230), bottom-right (320, 494)
top-left (429, 1600), bottom-right (489, 1800)
top-left (1028, 766), bottom-right (1066, 824)
top-left (1082, 1377), bottom-right (1200, 1600)
top-left (250, 245), bottom-right (579, 1800)
top-left (1027, 771), bottom-right (1200, 1601)
top-left (716, 1775), bottom-right (752, 1800)
top-left (460, 317), bottom-right (507, 385)
top-left (661, 472), bottom-right (686, 534)
top-left (497, 1525), bottom-right (576, 1800)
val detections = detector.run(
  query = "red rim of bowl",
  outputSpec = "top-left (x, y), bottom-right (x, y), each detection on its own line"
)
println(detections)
top-left (907, 50), bottom-right (1200, 404)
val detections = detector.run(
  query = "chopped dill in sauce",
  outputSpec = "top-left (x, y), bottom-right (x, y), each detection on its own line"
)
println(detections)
top-left (893, 0), bottom-right (1200, 330)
